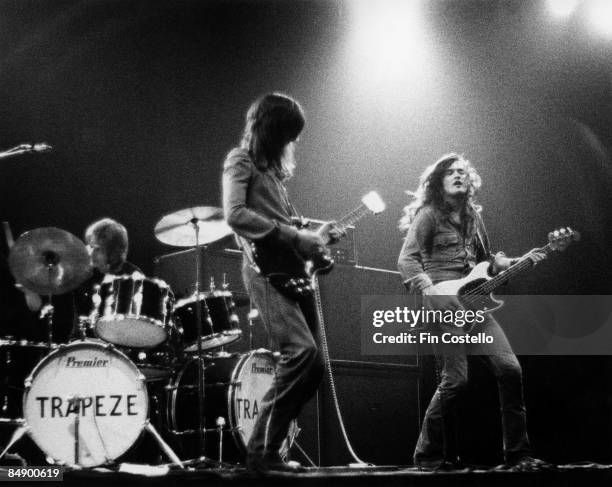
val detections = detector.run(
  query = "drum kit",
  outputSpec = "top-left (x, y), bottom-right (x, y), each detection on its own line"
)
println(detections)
top-left (0, 207), bottom-right (294, 470)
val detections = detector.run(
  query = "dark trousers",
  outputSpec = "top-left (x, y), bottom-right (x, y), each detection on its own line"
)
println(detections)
top-left (414, 315), bottom-right (531, 465)
top-left (242, 262), bottom-right (325, 459)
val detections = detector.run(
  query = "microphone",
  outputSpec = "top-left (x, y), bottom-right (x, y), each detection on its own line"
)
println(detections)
top-left (31, 143), bottom-right (53, 153)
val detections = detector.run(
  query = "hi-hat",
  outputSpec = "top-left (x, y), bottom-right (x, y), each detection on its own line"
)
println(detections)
top-left (154, 206), bottom-right (233, 247)
top-left (9, 227), bottom-right (92, 295)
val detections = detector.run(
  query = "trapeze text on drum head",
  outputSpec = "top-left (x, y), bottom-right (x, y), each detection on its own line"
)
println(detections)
top-left (34, 395), bottom-right (140, 418)
top-left (235, 398), bottom-right (259, 419)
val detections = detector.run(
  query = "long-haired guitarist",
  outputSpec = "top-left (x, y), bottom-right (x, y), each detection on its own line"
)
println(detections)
top-left (222, 93), bottom-right (340, 473)
top-left (398, 153), bottom-right (547, 471)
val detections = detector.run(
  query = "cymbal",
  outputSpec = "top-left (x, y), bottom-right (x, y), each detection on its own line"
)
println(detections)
top-left (8, 227), bottom-right (92, 295)
top-left (154, 206), bottom-right (233, 247)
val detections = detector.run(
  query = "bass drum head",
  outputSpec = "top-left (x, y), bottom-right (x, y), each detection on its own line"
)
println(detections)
top-left (230, 351), bottom-right (296, 458)
top-left (23, 340), bottom-right (148, 468)
top-left (168, 351), bottom-right (296, 463)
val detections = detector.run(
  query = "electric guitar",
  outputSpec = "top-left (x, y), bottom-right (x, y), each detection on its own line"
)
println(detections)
top-left (251, 191), bottom-right (386, 299)
top-left (430, 227), bottom-right (579, 329)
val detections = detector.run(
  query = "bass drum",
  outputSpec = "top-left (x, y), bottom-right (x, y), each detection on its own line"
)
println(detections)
top-left (167, 351), bottom-right (297, 463)
top-left (22, 340), bottom-right (149, 468)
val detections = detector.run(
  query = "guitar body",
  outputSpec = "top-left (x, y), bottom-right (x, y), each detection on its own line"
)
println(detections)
top-left (250, 240), bottom-right (334, 299)
top-left (431, 261), bottom-right (504, 313)
top-left (425, 227), bottom-right (579, 331)
top-left (249, 192), bottom-right (386, 299)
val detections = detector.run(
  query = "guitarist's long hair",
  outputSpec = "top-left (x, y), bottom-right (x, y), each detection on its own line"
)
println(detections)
top-left (241, 93), bottom-right (305, 180)
top-left (399, 153), bottom-right (482, 233)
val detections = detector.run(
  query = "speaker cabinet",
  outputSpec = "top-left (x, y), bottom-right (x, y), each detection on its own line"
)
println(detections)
top-left (296, 265), bottom-right (424, 466)
top-left (297, 362), bottom-right (422, 466)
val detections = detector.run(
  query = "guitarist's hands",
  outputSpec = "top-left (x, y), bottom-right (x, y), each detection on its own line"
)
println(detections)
top-left (316, 221), bottom-right (345, 245)
top-left (295, 230), bottom-right (327, 258)
top-left (524, 248), bottom-right (547, 266)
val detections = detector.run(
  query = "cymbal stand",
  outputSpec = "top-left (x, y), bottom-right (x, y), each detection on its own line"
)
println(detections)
top-left (41, 251), bottom-right (60, 349)
top-left (191, 218), bottom-right (212, 465)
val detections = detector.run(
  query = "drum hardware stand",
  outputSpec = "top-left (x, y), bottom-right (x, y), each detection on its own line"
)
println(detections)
top-left (190, 219), bottom-right (214, 467)
top-left (216, 417), bottom-right (225, 464)
top-left (0, 423), bottom-right (30, 463)
top-left (68, 396), bottom-right (82, 465)
top-left (65, 399), bottom-right (184, 469)
top-left (39, 252), bottom-right (62, 350)
top-left (247, 308), bottom-right (258, 350)
top-left (143, 422), bottom-right (185, 469)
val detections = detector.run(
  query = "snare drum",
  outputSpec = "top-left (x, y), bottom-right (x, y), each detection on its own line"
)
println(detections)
top-left (173, 290), bottom-right (241, 352)
top-left (92, 274), bottom-right (174, 348)
top-left (167, 350), bottom-right (296, 463)
top-left (22, 340), bottom-right (148, 467)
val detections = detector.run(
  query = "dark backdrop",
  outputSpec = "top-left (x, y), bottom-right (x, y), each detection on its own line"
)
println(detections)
top-left (1, 0), bottom-right (611, 465)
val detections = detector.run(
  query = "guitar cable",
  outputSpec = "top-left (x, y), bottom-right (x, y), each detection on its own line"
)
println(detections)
top-left (312, 275), bottom-right (369, 467)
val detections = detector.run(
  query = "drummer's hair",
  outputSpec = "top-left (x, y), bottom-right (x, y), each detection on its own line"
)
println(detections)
top-left (85, 218), bottom-right (128, 268)
top-left (241, 92), bottom-right (305, 180)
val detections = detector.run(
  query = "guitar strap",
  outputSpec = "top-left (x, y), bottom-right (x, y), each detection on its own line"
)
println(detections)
top-left (474, 215), bottom-right (491, 261)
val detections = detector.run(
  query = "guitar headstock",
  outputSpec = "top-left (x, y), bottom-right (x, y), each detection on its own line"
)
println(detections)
top-left (361, 191), bottom-right (386, 214)
top-left (548, 227), bottom-right (580, 252)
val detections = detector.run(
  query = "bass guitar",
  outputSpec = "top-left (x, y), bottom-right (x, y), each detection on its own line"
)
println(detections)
top-left (251, 191), bottom-right (386, 299)
top-left (430, 227), bottom-right (579, 329)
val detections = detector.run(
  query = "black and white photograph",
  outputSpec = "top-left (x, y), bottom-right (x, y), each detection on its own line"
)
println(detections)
top-left (1, 1), bottom-right (612, 486)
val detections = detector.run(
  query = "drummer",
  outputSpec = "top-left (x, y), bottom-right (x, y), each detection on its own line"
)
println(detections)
top-left (84, 218), bottom-right (140, 277)
top-left (75, 218), bottom-right (142, 323)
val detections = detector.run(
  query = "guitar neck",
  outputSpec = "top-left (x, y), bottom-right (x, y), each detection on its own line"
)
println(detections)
top-left (336, 203), bottom-right (371, 232)
top-left (475, 243), bottom-right (555, 294)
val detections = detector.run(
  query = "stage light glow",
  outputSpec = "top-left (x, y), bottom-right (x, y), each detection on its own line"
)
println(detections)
top-left (346, 0), bottom-right (430, 85)
top-left (587, 0), bottom-right (612, 36)
top-left (547, 0), bottom-right (580, 18)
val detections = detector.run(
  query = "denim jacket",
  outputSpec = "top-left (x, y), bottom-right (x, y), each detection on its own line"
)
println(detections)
top-left (397, 205), bottom-right (491, 293)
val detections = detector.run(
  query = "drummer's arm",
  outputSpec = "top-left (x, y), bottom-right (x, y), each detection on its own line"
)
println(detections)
top-left (15, 284), bottom-right (42, 312)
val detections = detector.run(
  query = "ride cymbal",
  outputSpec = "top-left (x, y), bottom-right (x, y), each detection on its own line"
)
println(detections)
top-left (154, 206), bottom-right (232, 247)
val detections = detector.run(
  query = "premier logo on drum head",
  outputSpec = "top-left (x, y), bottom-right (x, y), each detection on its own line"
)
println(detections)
top-left (251, 362), bottom-right (274, 375)
top-left (65, 355), bottom-right (109, 367)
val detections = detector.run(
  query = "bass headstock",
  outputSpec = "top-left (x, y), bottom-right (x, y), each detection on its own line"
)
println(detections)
top-left (548, 227), bottom-right (580, 252)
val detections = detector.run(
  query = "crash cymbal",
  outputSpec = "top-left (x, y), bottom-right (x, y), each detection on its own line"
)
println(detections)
top-left (154, 206), bottom-right (232, 247)
top-left (8, 227), bottom-right (92, 295)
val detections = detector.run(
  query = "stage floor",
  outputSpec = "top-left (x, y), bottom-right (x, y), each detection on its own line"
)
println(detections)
top-left (2, 463), bottom-right (611, 487)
